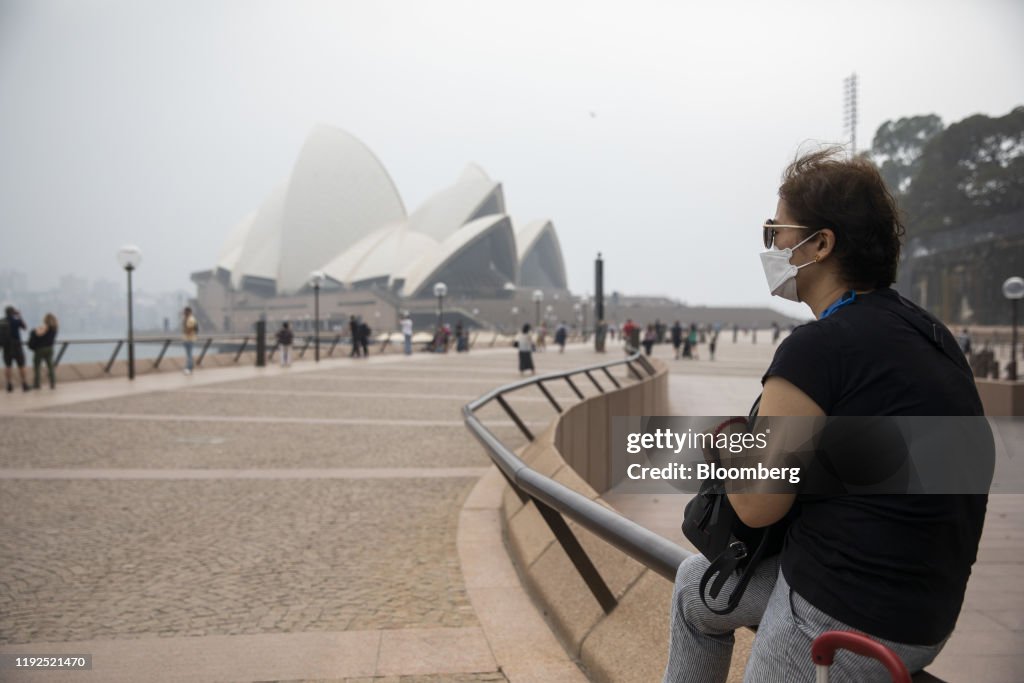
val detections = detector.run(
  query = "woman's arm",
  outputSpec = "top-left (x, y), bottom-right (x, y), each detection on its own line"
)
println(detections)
top-left (727, 376), bottom-right (825, 528)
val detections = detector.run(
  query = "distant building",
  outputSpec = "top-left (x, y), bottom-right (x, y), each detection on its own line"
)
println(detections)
top-left (192, 124), bottom-right (568, 332)
top-left (897, 210), bottom-right (1024, 325)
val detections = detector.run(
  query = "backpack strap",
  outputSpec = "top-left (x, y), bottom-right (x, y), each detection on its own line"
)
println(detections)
top-left (699, 525), bottom-right (778, 615)
top-left (697, 395), bottom-right (775, 615)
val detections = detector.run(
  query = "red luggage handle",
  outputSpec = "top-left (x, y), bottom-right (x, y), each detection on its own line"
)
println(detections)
top-left (812, 631), bottom-right (911, 683)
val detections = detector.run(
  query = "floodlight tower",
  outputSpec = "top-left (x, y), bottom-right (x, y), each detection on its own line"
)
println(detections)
top-left (843, 73), bottom-right (859, 155)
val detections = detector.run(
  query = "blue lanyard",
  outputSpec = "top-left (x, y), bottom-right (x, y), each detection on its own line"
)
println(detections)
top-left (820, 290), bottom-right (857, 319)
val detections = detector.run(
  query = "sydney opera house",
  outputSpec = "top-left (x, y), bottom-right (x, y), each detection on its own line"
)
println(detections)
top-left (191, 124), bottom-right (570, 333)
top-left (192, 124), bottom-right (800, 336)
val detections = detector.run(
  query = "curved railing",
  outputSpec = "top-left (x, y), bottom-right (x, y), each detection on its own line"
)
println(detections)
top-left (462, 351), bottom-right (691, 612)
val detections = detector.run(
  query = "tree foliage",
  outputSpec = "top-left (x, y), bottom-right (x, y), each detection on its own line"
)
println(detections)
top-left (868, 114), bottom-right (944, 194)
top-left (868, 107), bottom-right (1024, 236)
top-left (901, 106), bottom-right (1024, 235)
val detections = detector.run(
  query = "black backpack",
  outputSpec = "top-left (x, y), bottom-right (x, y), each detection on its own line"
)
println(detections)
top-left (681, 395), bottom-right (791, 615)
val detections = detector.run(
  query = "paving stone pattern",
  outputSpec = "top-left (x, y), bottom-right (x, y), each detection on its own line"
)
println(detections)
top-left (0, 346), bottom-right (609, 682)
top-left (1, 418), bottom-right (523, 470)
top-left (0, 477), bottom-right (476, 644)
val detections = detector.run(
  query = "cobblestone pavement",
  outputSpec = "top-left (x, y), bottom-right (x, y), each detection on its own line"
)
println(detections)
top-left (0, 478), bottom-right (476, 644)
top-left (0, 346), bottom-right (612, 681)
top-left (0, 418), bottom-right (526, 469)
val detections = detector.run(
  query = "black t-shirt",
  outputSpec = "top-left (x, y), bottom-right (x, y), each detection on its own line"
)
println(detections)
top-left (762, 287), bottom-right (987, 645)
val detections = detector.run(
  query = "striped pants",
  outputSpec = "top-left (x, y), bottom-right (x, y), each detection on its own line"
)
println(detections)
top-left (663, 553), bottom-right (947, 682)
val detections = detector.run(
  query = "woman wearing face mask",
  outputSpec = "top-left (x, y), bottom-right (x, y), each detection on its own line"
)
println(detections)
top-left (664, 148), bottom-right (986, 682)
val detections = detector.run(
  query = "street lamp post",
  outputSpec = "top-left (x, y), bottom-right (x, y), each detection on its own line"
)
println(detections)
top-left (309, 271), bottom-right (325, 362)
top-left (582, 296), bottom-right (589, 340)
top-left (116, 245), bottom-right (142, 380)
top-left (1004, 276), bottom-right (1024, 381)
top-left (532, 289), bottom-right (543, 328)
top-left (434, 282), bottom-right (448, 327)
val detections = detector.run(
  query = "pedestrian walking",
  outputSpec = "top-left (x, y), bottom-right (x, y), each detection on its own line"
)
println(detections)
top-left (671, 321), bottom-right (684, 359)
top-left (622, 318), bottom-right (638, 355)
top-left (709, 329), bottom-right (718, 361)
top-left (455, 322), bottom-right (468, 352)
top-left (687, 323), bottom-right (699, 360)
top-left (555, 321), bottom-right (568, 353)
top-left (182, 307), bottom-right (198, 375)
top-left (2, 306), bottom-right (30, 392)
top-left (275, 321), bottom-right (294, 367)
top-left (349, 315), bottom-right (361, 357)
top-left (642, 324), bottom-right (656, 356)
top-left (515, 323), bottom-right (536, 375)
top-left (27, 313), bottom-right (58, 389)
top-left (401, 312), bottom-right (414, 355)
top-left (359, 319), bottom-right (371, 357)
top-left (440, 323), bottom-right (452, 352)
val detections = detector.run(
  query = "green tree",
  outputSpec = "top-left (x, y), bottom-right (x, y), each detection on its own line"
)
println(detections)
top-left (868, 114), bottom-right (944, 195)
top-left (902, 106), bottom-right (1024, 235)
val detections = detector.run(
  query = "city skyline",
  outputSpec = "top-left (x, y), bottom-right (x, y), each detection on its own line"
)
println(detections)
top-left (1, 268), bottom-right (191, 334)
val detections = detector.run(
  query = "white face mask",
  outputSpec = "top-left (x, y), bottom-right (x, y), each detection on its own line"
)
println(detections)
top-left (759, 231), bottom-right (820, 302)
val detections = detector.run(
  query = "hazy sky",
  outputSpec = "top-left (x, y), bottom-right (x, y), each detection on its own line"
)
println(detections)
top-left (1, 0), bottom-right (1021, 319)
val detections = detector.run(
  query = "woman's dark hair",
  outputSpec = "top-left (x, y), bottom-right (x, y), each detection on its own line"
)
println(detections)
top-left (779, 147), bottom-right (905, 289)
top-left (522, 323), bottom-right (531, 333)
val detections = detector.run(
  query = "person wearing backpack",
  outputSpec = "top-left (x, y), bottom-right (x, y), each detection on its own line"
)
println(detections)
top-left (28, 313), bottom-right (59, 390)
top-left (664, 148), bottom-right (988, 682)
top-left (2, 305), bottom-right (30, 392)
top-left (554, 321), bottom-right (568, 353)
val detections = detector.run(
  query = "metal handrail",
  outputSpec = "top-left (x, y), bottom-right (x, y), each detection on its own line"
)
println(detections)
top-left (48, 332), bottom-right (395, 370)
top-left (49, 333), bottom-right (262, 371)
top-left (462, 352), bottom-right (691, 601)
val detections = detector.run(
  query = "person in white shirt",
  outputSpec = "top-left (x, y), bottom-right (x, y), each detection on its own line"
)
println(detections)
top-left (515, 324), bottom-right (535, 375)
top-left (400, 313), bottom-right (414, 355)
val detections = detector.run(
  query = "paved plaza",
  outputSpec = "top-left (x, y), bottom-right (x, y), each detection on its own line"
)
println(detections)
top-left (0, 345), bottom-right (600, 682)
top-left (0, 335), bottom-right (1021, 682)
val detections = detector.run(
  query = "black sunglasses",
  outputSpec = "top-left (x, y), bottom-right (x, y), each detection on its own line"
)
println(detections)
top-left (763, 218), bottom-right (813, 249)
